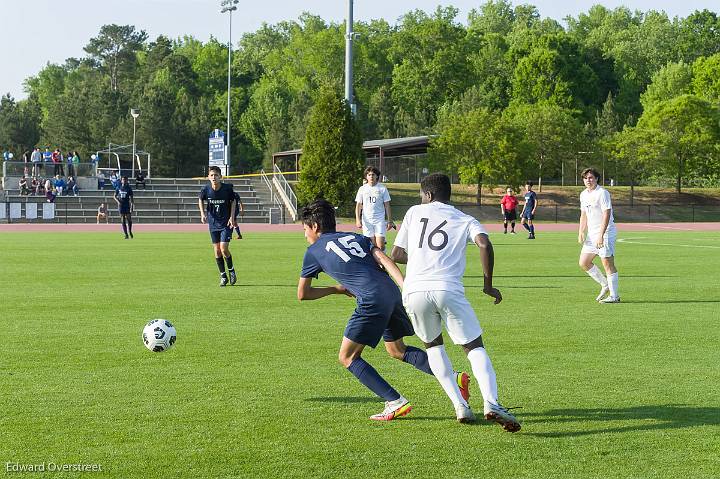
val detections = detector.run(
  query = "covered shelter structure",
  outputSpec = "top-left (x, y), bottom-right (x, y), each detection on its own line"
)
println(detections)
top-left (95, 143), bottom-right (152, 179)
top-left (272, 136), bottom-right (433, 182)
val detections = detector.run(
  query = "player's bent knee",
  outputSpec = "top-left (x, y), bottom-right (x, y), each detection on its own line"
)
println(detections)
top-left (461, 336), bottom-right (484, 354)
top-left (384, 341), bottom-right (406, 360)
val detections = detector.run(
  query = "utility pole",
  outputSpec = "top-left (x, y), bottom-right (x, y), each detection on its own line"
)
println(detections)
top-left (344, 0), bottom-right (356, 115)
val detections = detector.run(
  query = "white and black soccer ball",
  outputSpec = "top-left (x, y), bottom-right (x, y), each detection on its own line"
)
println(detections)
top-left (142, 319), bottom-right (177, 352)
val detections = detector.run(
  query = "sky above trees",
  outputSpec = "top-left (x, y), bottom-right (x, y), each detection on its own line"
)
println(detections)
top-left (2, 0), bottom-right (716, 99)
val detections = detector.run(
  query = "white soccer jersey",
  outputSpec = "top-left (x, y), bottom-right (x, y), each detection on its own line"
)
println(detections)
top-left (580, 186), bottom-right (616, 237)
top-left (355, 183), bottom-right (390, 223)
top-left (395, 202), bottom-right (487, 295)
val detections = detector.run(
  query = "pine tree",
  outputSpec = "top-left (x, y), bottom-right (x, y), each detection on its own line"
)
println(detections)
top-left (298, 89), bottom-right (365, 216)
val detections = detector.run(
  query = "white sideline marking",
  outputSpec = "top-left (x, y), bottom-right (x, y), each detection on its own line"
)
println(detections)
top-left (618, 238), bottom-right (720, 249)
top-left (643, 225), bottom-right (697, 231)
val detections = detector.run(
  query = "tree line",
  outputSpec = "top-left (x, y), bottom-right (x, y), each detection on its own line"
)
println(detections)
top-left (0, 1), bottom-right (718, 189)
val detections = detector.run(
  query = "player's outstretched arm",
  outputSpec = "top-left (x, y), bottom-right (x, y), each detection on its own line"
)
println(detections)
top-left (372, 248), bottom-right (404, 289)
top-left (297, 277), bottom-right (352, 301)
top-left (390, 245), bottom-right (408, 265)
top-left (474, 233), bottom-right (502, 304)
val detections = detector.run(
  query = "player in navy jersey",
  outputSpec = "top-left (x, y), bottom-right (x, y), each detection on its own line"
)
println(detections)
top-left (520, 180), bottom-right (538, 239)
top-left (114, 176), bottom-right (134, 239)
top-left (232, 191), bottom-right (245, 239)
top-left (198, 166), bottom-right (237, 286)
top-left (297, 199), bottom-right (469, 421)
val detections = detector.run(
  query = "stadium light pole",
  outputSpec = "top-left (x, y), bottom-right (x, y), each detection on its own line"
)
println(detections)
top-left (221, 0), bottom-right (239, 176)
top-left (131, 109), bottom-right (140, 179)
top-left (344, 0), bottom-right (358, 116)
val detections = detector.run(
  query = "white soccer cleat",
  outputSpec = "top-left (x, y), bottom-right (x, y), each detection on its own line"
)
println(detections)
top-left (455, 403), bottom-right (476, 424)
top-left (599, 296), bottom-right (621, 303)
top-left (596, 285), bottom-right (610, 302)
top-left (369, 396), bottom-right (412, 421)
top-left (484, 402), bottom-right (521, 432)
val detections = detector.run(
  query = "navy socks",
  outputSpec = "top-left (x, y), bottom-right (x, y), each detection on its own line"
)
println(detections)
top-left (347, 358), bottom-right (400, 401)
top-left (402, 346), bottom-right (433, 375)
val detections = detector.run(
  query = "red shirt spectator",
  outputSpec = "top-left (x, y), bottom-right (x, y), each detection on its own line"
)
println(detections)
top-left (501, 193), bottom-right (518, 212)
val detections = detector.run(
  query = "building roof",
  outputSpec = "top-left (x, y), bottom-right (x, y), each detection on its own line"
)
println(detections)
top-left (272, 135), bottom-right (431, 159)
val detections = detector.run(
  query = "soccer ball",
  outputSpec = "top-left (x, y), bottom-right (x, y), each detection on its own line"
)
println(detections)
top-left (142, 319), bottom-right (177, 352)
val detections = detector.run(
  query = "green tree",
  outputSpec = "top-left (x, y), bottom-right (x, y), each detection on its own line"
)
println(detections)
top-left (691, 53), bottom-right (720, 103)
top-left (84, 24), bottom-right (148, 91)
top-left (636, 94), bottom-right (720, 192)
top-left (640, 61), bottom-right (693, 111)
top-left (297, 89), bottom-right (364, 216)
top-left (505, 102), bottom-right (582, 191)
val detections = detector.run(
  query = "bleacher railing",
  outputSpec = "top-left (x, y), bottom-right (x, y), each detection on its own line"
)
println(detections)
top-left (272, 164), bottom-right (298, 221)
top-left (2, 160), bottom-right (97, 179)
top-left (260, 169), bottom-right (287, 224)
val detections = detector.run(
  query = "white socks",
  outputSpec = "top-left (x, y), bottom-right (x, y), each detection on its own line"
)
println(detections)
top-left (426, 345), bottom-right (467, 408)
top-left (586, 265), bottom-right (608, 287)
top-left (467, 347), bottom-right (499, 406)
top-left (607, 272), bottom-right (619, 298)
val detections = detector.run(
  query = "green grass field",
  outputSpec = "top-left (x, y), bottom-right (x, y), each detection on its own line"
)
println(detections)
top-left (1, 230), bottom-right (719, 478)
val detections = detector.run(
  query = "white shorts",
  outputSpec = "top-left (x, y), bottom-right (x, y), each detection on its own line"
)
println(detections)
top-left (402, 290), bottom-right (483, 345)
top-left (581, 233), bottom-right (616, 258)
top-left (362, 219), bottom-right (386, 238)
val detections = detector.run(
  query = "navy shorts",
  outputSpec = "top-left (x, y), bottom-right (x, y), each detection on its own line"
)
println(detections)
top-left (118, 206), bottom-right (131, 215)
top-left (209, 227), bottom-right (233, 244)
top-left (522, 211), bottom-right (534, 220)
top-left (503, 210), bottom-right (517, 221)
top-left (344, 298), bottom-right (415, 348)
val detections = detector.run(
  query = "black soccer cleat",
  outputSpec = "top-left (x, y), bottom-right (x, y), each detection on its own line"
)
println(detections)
top-left (229, 269), bottom-right (237, 285)
top-left (220, 274), bottom-right (229, 287)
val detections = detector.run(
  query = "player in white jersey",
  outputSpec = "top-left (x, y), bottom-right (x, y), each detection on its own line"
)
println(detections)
top-left (355, 166), bottom-right (394, 250)
top-left (578, 168), bottom-right (620, 303)
top-left (391, 173), bottom-right (521, 431)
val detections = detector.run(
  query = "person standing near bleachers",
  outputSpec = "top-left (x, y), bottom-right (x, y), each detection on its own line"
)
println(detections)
top-left (31, 147), bottom-right (42, 176)
top-left (114, 176), bottom-right (135, 239)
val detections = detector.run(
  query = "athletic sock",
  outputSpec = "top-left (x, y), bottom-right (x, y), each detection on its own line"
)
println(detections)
top-left (426, 345), bottom-right (467, 408)
top-left (127, 218), bottom-right (133, 235)
top-left (347, 357), bottom-right (400, 402)
top-left (607, 272), bottom-right (619, 298)
top-left (503, 223), bottom-right (507, 233)
top-left (586, 265), bottom-right (608, 286)
top-left (225, 255), bottom-right (234, 271)
top-left (511, 222), bottom-right (515, 231)
top-left (402, 345), bottom-right (433, 375)
top-left (529, 225), bottom-right (535, 235)
top-left (121, 220), bottom-right (127, 236)
top-left (522, 223), bottom-right (531, 232)
top-left (215, 256), bottom-right (226, 274)
top-left (467, 347), bottom-right (499, 406)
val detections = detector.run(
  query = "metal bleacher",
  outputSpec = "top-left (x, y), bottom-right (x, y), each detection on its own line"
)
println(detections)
top-left (2, 177), bottom-right (286, 224)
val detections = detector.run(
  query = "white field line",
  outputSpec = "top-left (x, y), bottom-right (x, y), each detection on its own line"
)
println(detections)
top-left (618, 238), bottom-right (720, 249)
top-left (641, 224), bottom-right (698, 231)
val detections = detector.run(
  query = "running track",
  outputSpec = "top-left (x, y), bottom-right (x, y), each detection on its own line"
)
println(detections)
top-left (1, 222), bottom-right (718, 233)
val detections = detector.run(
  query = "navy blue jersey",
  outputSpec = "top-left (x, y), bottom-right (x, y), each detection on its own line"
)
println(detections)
top-left (301, 232), bottom-right (400, 305)
top-left (524, 190), bottom-right (537, 210)
top-left (115, 185), bottom-right (133, 209)
top-left (199, 183), bottom-right (235, 231)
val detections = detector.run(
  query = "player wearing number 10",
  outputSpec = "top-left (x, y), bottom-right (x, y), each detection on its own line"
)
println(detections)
top-left (298, 199), bottom-right (458, 421)
top-left (392, 173), bottom-right (521, 431)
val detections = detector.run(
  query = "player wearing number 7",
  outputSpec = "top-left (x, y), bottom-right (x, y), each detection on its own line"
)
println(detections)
top-left (297, 199), bottom-right (470, 421)
top-left (391, 173), bottom-right (521, 431)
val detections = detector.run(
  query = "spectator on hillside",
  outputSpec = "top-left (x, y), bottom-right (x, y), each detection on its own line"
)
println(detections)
top-left (52, 149), bottom-right (62, 176)
top-left (43, 148), bottom-right (52, 172)
top-left (46, 187), bottom-right (56, 203)
top-left (22, 150), bottom-right (31, 176)
top-left (2, 148), bottom-right (9, 162)
top-left (19, 176), bottom-right (29, 195)
top-left (97, 202), bottom-right (109, 224)
top-left (66, 152), bottom-right (75, 178)
top-left (31, 147), bottom-right (42, 176)
top-left (110, 170), bottom-right (120, 190)
top-left (54, 175), bottom-right (66, 196)
top-left (67, 176), bottom-right (79, 196)
top-left (97, 171), bottom-right (106, 190)
top-left (72, 151), bottom-right (80, 175)
top-left (135, 170), bottom-right (146, 190)
top-left (44, 177), bottom-right (52, 193)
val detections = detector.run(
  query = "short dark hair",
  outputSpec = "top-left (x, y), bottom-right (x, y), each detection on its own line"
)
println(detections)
top-left (364, 166), bottom-right (380, 177)
top-left (581, 168), bottom-right (601, 180)
top-left (301, 199), bottom-right (337, 233)
top-left (420, 173), bottom-right (451, 202)
top-left (121, 176), bottom-right (128, 181)
top-left (525, 180), bottom-right (534, 187)
top-left (209, 166), bottom-right (222, 175)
